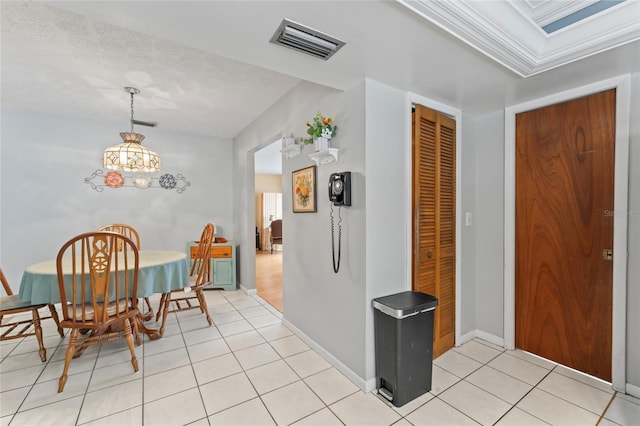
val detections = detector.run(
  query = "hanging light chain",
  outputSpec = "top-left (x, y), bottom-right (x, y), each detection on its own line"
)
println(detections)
top-left (130, 90), bottom-right (135, 133)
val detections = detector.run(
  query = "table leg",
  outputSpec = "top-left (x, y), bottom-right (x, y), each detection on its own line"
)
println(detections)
top-left (139, 298), bottom-right (154, 322)
top-left (133, 312), bottom-right (162, 342)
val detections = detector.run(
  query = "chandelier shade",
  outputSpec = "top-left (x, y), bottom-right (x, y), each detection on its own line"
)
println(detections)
top-left (103, 132), bottom-right (161, 172)
top-left (102, 87), bottom-right (160, 173)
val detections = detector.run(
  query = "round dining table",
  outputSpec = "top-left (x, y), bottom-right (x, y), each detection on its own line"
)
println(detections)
top-left (18, 250), bottom-right (190, 340)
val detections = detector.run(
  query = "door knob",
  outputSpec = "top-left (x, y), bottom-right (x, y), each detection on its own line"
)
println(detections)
top-left (427, 251), bottom-right (433, 259)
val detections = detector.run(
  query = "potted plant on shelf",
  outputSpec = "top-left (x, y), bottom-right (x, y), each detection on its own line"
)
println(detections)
top-left (299, 112), bottom-right (337, 151)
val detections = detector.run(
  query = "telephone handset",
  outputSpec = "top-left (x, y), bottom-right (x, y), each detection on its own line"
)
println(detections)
top-left (329, 172), bottom-right (351, 273)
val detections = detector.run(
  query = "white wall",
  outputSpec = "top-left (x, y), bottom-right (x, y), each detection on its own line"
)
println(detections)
top-left (474, 111), bottom-right (505, 338)
top-left (0, 109), bottom-right (233, 289)
top-left (363, 79), bottom-right (411, 383)
top-left (460, 113), bottom-right (477, 338)
top-left (233, 78), bottom-right (478, 388)
top-left (626, 72), bottom-right (640, 389)
top-left (233, 80), bottom-right (369, 382)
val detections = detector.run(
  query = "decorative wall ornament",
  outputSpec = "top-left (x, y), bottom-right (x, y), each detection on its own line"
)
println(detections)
top-left (85, 170), bottom-right (190, 193)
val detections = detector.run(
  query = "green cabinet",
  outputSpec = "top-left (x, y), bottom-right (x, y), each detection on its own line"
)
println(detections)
top-left (213, 257), bottom-right (234, 288)
top-left (187, 241), bottom-right (236, 291)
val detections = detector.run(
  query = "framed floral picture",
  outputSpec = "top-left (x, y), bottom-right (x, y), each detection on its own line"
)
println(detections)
top-left (292, 165), bottom-right (317, 213)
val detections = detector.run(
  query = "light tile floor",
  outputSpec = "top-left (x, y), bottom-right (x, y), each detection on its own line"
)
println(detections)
top-left (1, 290), bottom-right (639, 425)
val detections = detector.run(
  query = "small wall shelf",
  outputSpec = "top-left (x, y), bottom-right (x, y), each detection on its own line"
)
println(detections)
top-left (280, 144), bottom-right (302, 159)
top-left (309, 148), bottom-right (339, 165)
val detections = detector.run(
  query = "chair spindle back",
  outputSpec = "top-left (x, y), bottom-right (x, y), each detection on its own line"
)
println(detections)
top-left (56, 232), bottom-right (139, 326)
top-left (191, 223), bottom-right (214, 287)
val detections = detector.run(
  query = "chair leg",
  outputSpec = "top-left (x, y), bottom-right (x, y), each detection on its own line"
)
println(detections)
top-left (130, 316), bottom-right (142, 346)
top-left (31, 309), bottom-right (46, 362)
top-left (139, 297), bottom-right (154, 321)
top-left (58, 328), bottom-right (78, 392)
top-left (159, 293), bottom-right (171, 337)
top-left (155, 293), bottom-right (167, 322)
top-left (48, 304), bottom-right (64, 337)
top-left (123, 319), bottom-right (139, 372)
top-left (144, 297), bottom-right (153, 313)
top-left (196, 290), bottom-right (212, 326)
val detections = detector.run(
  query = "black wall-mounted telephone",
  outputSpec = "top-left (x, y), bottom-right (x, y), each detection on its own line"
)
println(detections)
top-left (329, 172), bottom-right (351, 206)
top-left (329, 172), bottom-right (351, 273)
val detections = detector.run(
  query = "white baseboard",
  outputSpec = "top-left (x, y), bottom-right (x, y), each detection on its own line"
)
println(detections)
top-left (282, 318), bottom-right (371, 392)
top-left (626, 383), bottom-right (640, 399)
top-left (458, 330), bottom-right (476, 346)
top-left (475, 330), bottom-right (505, 347)
top-left (240, 284), bottom-right (256, 296)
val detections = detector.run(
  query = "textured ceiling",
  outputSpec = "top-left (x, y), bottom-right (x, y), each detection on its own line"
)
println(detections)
top-left (1, 2), bottom-right (299, 139)
top-left (1, 0), bottom-right (639, 146)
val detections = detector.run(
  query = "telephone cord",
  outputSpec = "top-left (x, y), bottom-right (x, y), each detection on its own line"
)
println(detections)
top-left (330, 204), bottom-right (343, 273)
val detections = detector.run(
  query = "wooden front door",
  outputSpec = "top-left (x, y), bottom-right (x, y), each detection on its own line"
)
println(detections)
top-left (515, 89), bottom-right (615, 381)
top-left (412, 104), bottom-right (456, 358)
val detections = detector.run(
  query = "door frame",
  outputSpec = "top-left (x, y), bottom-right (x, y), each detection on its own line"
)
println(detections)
top-left (504, 75), bottom-right (630, 391)
top-left (244, 132), bottom-right (284, 296)
top-left (405, 93), bottom-right (462, 347)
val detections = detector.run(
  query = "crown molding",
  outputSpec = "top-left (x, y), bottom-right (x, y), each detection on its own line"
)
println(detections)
top-left (515, 0), bottom-right (600, 27)
top-left (397, 0), bottom-right (640, 77)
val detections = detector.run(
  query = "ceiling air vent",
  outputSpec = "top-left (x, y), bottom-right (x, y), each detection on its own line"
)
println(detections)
top-left (270, 19), bottom-right (345, 60)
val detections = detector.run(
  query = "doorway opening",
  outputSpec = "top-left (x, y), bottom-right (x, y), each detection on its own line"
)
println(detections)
top-left (254, 139), bottom-right (283, 312)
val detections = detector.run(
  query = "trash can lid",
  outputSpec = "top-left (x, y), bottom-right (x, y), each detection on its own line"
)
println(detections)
top-left (372, 291), bottom-right (438, 319)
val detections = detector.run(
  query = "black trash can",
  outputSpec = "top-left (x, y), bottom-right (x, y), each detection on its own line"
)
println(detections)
top-left (372, 291), bottom-right (438, 407)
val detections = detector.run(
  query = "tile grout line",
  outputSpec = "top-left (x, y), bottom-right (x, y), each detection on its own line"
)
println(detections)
top-left (429, 394), bottom-right (483, 425)
top-left (235, 291), bottom-right (354, 425)
top-left (433, 348), bottom-right (506, 426)
top-left (597, 391), bottom-right (618, 425)
top-left (6, 336), bottom-right (55, 423)
top-left (388, 346), bottom-right (507, 424)
top-left (219, 292), bottom-right (280, 426)
top-left (435, 345), bottom-right (560, 426)
top-left (537, 365), bottom-right (617, 418)
top-left (8, 329), bottom-right (105, 425)
top-left (491, 364), bottom-right (557, 425)
top-left (552, 365), bottom-right (617, 395)
top-left (178, 307), bottom-right (216, 426)
top-left (73, 341), bottom-right (103, 426)
top-left (448, 343), bottom-right (610, 424)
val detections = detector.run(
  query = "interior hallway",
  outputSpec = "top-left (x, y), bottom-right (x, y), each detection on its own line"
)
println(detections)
top-left (256, 250), bottom-right (282, 312)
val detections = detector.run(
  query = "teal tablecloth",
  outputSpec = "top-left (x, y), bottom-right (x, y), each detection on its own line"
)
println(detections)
top-left (19, 250), bottom-right (190, 304)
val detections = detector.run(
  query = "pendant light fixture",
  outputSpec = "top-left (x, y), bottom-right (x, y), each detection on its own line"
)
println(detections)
top-left (102, 87), bottom-right (160, 172)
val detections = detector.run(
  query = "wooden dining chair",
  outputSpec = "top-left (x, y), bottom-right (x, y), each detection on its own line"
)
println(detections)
top-left (97, 224), bottom-right (153, 314)
top-left (0, 268), bottom-right (64, 362)
top-left (156, 223), bottom-right (214, 336)
top-left (56, 231), bottom-right (140, 392)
